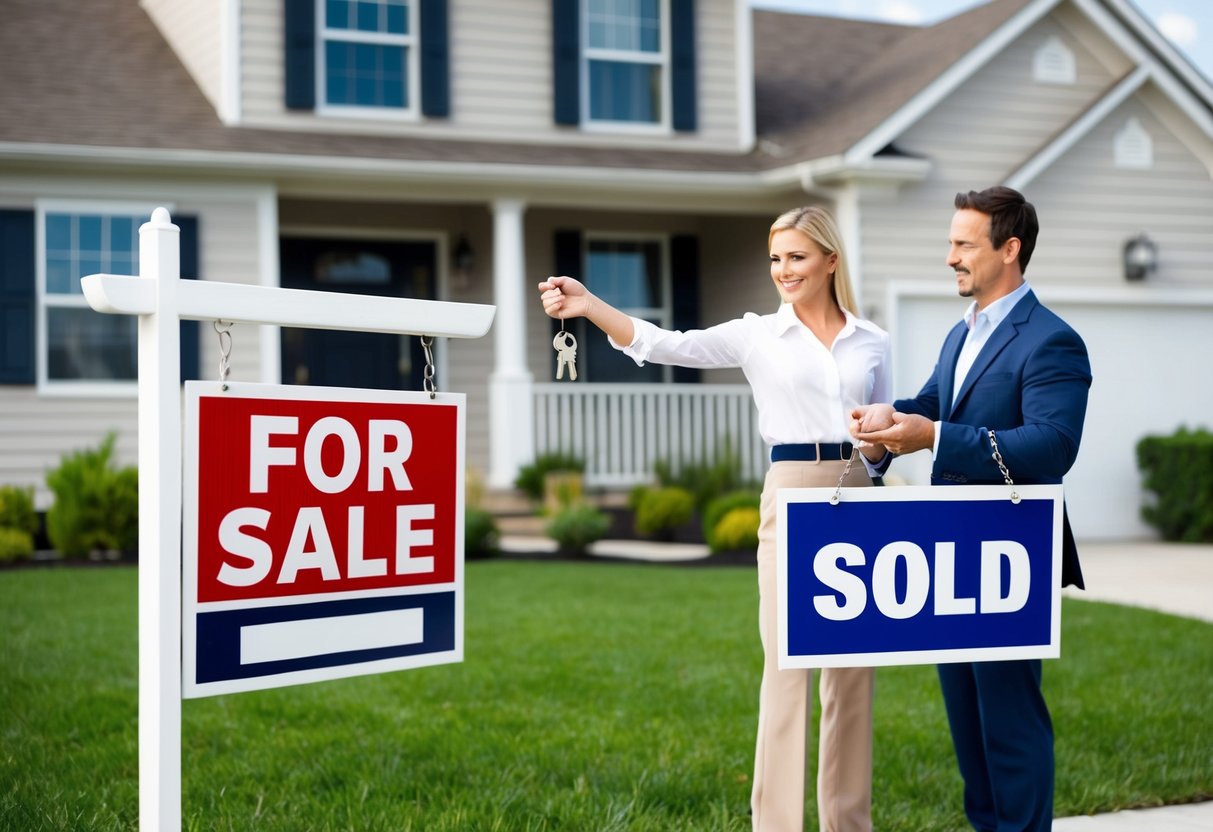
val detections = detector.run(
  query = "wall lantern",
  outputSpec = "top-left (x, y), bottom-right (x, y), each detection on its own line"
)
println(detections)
top-left (452, 235), bottom-right (474, 285)
top-left (1122, 233), bottom-right (1157, 281)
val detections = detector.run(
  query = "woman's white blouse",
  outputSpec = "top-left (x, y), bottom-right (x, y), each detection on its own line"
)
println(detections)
top-left (613, 303), bottom-right (891, 447)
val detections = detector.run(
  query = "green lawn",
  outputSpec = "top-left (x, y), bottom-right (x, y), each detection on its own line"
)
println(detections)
top-left (2, 561), bottom-right (1211, 831)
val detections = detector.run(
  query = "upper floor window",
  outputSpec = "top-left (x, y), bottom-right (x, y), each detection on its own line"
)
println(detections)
top-left (553, 0), bottom-right (696, 133)
top-left (584, 0), bottom-right (667, 126)
top-left (321, 0), bottom-right (418, 113)
top-left (285, 0), bottom-right (449, 118)
top-left (39, 208), bottom-right (151, 389)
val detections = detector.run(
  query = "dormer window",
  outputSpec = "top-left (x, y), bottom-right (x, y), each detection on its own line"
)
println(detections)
top-left (1033, 36), bottom-right (1076, 85)
top-left (1114, 117), bottom-right (1153, 169)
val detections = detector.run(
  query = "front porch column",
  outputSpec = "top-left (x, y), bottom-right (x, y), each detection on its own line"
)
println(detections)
top-left (488, 198), bottom-right (535, 489)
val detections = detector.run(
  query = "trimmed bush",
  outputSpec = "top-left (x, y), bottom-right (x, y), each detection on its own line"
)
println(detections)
top-left (0, 527), bottom-right (34, 562)
top-left (633, 486), bottom-right (695, 538)
top-left (545, 504), bottom-right (610, 556)
top-left (711, 507), bottom-right (760, 553)
top-left (1137, 427), bottom-right (1213, 542)
top-left (702, 490), bottom-right (762, 550)
top-left (465, 508), bottom-right (500, 560)
top-left (514, 452), bottom-right (585, 501)
top-left (0, 485), bottom-right (38, 536)
top-left (45, 433), bottom-right (139, 558)
top-left (652, 437), bottom-right (758, 511)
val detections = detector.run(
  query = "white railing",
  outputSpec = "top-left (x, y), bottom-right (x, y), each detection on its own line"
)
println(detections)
top-left (532, 383), bottom-right (768, 487)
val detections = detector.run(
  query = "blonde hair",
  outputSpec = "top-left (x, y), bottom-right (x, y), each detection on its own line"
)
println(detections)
top-left (768, 206), bottom-right (858, 315)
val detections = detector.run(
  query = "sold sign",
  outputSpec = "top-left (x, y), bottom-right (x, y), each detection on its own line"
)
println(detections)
top-left (183, 381), bottom-right (464, 697)
top-left (776, 485), bottom-right (1063, 669)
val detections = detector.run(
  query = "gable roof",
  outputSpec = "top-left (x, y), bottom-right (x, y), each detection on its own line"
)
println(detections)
top-left (1, 0), bottom-right (1210, 187)
top-left (752, 0), bottom-right (1037, 161)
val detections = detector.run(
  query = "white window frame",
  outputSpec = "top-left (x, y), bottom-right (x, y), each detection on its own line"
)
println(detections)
top-left (584, 231), bottom-right (672, 382)
top-left (316, 0), bottom-right (421, 121)
top-left (35, 200), bottom-right (169, 397)
top-left (581, 0), bottom-right (672, 134)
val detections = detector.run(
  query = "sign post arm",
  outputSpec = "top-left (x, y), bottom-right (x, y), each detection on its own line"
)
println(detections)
top-left (136, 207), bottom-right (183, 832)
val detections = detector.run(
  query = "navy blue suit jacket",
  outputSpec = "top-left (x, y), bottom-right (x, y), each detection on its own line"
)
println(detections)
top-left (894, 290), bottom-right (1091, 588)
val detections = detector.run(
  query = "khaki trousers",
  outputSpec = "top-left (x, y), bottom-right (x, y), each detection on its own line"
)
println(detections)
top-left (751, 459), bottom-right (875, 832)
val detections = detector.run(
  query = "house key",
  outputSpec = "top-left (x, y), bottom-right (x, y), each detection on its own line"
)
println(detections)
top-left (553, 328), bottom-right (578, 380)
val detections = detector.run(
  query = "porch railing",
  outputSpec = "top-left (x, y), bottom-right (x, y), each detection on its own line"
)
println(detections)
top-left (532, 383), bottom-right (768, 488)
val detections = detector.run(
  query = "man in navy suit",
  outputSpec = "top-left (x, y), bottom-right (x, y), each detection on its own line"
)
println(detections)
top-left (852, 186), bottom-right (1091, 831)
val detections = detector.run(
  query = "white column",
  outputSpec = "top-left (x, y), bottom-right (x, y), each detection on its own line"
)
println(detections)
top-left (138, 208), bottom-right (183, 832)
top-left (834, 185), bottom-right (863, 311)
top-left (488, 199), bottom-right (535, 488)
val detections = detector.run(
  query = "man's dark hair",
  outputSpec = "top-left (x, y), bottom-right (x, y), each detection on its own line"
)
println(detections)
top-left (954, 186), bottom-right (1038, 274)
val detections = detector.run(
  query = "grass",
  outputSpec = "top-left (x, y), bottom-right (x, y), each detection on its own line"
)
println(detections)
top-left (2, 560), bottom-right (1211, 831)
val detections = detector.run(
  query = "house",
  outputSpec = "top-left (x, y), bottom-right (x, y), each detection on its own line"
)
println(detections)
top-left (1, 0), bottom-right (1211, 540)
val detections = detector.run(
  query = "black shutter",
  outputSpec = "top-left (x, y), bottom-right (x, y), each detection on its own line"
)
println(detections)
top-left (0, 210), bottom-right (35, 384)
top-left (284, 0), bottom-right (316, 110)
top-left (419, 0), bottom-right (450, 117)
top-left (670, 234), bottom-right (699, 383)
top-left (552, 0), bottom-right (580, 125)
top-left (552, 229), bottom-right (583, 345)
top-left (177, 216), bottom-right (200, 383)
top-left (670, 0), bottom-right (697, 132)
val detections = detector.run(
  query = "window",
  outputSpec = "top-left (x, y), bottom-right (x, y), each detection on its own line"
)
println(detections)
top-left (38, 208), bottom-right (153, 388)
top-left (320, 0), bottom-right (418, 113)
top-left (553, 0), bottom-right (695, 131)
top-left (584, 0), bottom-right (666, 126)
top-left (285, 0), bottom-right (448, 117)
top-left (583, 236), bottom-right (670, 382)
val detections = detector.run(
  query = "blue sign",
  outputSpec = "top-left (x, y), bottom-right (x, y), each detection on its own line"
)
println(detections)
top-left (776, 485), bottom-right (1063, 668)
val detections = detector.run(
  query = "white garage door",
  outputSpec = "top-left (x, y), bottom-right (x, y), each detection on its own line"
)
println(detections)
top-left (889, 285), bottom-right (1213, 541)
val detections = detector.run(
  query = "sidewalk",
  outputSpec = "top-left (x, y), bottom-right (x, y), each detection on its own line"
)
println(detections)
top-left (498, 534), bottom-right (1213, 830)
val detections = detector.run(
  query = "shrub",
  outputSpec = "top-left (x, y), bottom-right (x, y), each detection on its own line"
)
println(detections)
top-left (652, 437), bottom-right (757, 511)
top-left (711, 507), bottom-right (761, 553)
top-left (0, 527), bottom-right (35, 563)
top-left (465, 508), bottom-right (500, 560)
top-left (514, 452), bottom-right (585, 501)
top-left (1137, 427), bottom-right (1213, 542)
top-left (45, 433), bottom-right (139, 558)
top-left (703, 490), bottom-right (762, 551)
top-left (0, 485), bottom-right (38, 536)
top-left (545, 504), bottom-right (610, 556)
top-left (633, 486), bottom-right (695, 538)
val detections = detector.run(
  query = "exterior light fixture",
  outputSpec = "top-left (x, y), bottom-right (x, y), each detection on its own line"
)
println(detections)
top-left (452, 235), bottom-right (474, 285)
top-left (1123, 233), bottom-right (1157, 281)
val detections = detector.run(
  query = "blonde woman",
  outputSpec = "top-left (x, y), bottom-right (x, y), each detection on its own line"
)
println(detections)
top-left (538, 206), bottom-right (892, 832)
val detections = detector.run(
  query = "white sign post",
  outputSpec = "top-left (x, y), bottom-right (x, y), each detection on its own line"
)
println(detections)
top-left (82, 207), bottom-right (494, 832)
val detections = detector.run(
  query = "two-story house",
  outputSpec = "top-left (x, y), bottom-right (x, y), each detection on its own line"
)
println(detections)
top-left (2, 0), bottom-right (1211, 539)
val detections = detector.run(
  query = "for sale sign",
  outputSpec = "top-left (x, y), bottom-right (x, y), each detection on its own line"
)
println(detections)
top-left (777, 485), bottom-right (1063, 669)
top-left (183, 381), bottom-right (464, 697)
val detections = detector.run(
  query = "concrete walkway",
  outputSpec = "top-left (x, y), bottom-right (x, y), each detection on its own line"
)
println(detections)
top-left (499, 534), bottom-right (1213, 830)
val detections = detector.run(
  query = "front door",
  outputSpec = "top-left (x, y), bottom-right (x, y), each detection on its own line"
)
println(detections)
top-left (279, 237), bottom-right (436, 391)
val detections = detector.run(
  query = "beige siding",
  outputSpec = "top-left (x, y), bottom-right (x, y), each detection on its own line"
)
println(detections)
top-left (240, 0), bottom-right (745, 151)
top-left (857, 14), bottom-right (1131, 322)
top-left (141, 0), bottom-right (225, 114)
top-left (1026, 93), bottom-right (1213, 288)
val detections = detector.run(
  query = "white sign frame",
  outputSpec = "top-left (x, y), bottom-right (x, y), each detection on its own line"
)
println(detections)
top-left (182, 380), bottom-right (465, 698)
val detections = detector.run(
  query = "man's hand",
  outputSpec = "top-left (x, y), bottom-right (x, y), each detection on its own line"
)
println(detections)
top-left (852, 411), bottom-right (936, 456)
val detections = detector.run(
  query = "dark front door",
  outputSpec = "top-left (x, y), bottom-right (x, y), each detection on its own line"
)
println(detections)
top-left (279, 237), bottom-right (436, 391)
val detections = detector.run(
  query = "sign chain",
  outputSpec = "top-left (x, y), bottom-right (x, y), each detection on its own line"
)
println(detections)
top-left (987, 430), bottom-right (1020, 504)
top-left (213, 320), bottom-right (233, 391)
top-left (421, 335), bottom-right (437, 399)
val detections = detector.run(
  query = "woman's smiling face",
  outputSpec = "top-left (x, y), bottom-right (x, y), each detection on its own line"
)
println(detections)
top-left (769, 228), bottom-right (836, 304)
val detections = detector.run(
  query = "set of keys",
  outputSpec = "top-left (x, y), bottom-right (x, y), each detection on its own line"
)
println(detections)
top-left (553, 323), bottom-right (578, 381)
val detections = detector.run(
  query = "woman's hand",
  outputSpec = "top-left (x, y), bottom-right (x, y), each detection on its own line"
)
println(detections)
top-left (538, 276), bottom-right (593, 320)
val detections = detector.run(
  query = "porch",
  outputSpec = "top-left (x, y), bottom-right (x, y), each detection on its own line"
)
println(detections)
top-left (530, 383), bottom-right (767, 488)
